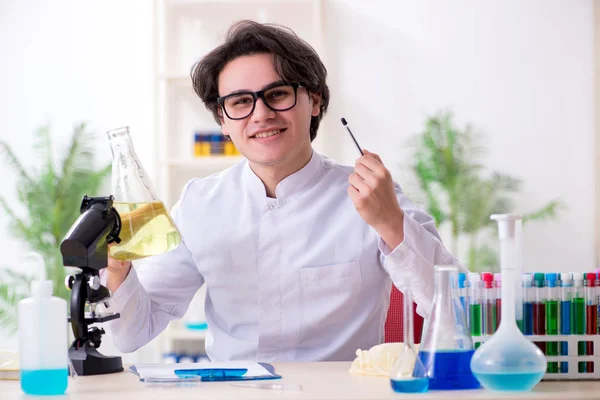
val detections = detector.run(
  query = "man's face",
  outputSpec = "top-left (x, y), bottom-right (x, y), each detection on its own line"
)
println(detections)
top-left (217, 53), bottom-right (321, 168)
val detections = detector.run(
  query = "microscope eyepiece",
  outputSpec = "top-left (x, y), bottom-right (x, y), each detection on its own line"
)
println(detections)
top-left (60, 196), bottom-right (121, 271)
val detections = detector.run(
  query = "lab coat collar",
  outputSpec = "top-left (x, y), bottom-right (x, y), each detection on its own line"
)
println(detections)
top-left (242, 150), bottom-right (323, 201)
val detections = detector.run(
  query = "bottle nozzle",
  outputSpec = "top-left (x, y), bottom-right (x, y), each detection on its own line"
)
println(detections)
top-left (25, 251), bottom-right (52, 297)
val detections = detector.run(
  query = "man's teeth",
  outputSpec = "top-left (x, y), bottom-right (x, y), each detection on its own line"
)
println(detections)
top-left (254, 129), bottom-right (281, 139)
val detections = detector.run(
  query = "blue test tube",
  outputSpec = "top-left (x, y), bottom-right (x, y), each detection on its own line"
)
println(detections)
top-left (522, 273), bottom-right (534, 335)
top-left (559, 272), bottom-right (572, 373)
top-left (458, 272), bottom-right (468, 325)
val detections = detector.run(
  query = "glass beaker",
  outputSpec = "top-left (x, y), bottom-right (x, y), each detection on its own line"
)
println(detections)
top-left (470, 214), bottom-right (546, 391)
top-left (389, 282), bottom-right (428, 393)
top-left (107, 126), bottom-right (181, 261)
top-left (417, 265), bottom-right (481, 390)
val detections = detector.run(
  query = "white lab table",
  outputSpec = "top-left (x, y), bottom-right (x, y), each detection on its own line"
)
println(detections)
top-left (2, 362), bottom-right (600, 399)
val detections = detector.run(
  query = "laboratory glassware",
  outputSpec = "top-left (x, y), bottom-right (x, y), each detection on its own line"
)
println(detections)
top-left (470, 214), bottom-right (546, 391)
top-left (389, 281), bottom-right (429, 393)
top-left (107, 126), bottom-right (181, 261)
top-left (418, 266), bottom-right (480, 390)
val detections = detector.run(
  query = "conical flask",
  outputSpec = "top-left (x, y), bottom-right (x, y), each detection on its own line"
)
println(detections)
top-left (389, 281), bottom-right (429, 393)
top-left (107, 126), bottom-right (181, 261)
top-left (470, 214), bottom-right (546, 391)
top-left (417, 265), bottom-right (481, 390)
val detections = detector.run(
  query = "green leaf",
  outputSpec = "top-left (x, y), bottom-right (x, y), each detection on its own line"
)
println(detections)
top-left (407, 110), bottom-right (564, 271)
top-left (0, 140), bottom-right (32, 184)
top-left (523, 200), bottom-right (565, 223)
top-left (467, 244), bottom-right (499, 273)
top-left (0, 268), bottom-right (32, 333)
top-left (0, 123), bottom-right (111, 304)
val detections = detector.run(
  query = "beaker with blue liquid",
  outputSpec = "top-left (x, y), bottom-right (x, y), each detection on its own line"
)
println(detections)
top-left (417, 265), bottom-right (481, 390)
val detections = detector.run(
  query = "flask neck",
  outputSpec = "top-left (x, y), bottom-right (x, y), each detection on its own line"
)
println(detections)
top-left (108, 127), bottom-right (138, 160)
top-left (402, 287), bottom-right (415, 348)
top-left (498, 236), bottom-right (518, 329)
top-left (107, 126), bottom-right (157, 203)
top-left (420, 265), bottom-right (472, 353)
top-left (434, 267), bottom-right (454, 300)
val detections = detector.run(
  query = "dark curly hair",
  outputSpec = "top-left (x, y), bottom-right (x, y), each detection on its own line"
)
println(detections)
top-left (191, 20), bottom-right (329, 142)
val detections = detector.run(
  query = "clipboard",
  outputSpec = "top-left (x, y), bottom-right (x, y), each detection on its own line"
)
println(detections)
top-left (129, 362), bottom-right (281, 382)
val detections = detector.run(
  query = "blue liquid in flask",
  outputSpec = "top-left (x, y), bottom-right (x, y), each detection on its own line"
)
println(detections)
top-left (473, 371), bottom-right (544, 392)
top-left (418, 350), bottom-right (481, 390)
top-left (21, 368), bottom-right (68, 395)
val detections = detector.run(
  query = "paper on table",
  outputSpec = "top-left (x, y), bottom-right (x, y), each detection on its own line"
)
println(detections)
top-left (0, 350), bottom-right (19, 381)
top-left (131, 361), bottom-right (274, 381)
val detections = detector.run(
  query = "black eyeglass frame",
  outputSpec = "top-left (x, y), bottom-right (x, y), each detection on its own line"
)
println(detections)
top-left (217, 82), bottom-right (303, 120)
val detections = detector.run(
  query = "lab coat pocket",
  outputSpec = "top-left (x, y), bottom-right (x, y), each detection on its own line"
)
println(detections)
top-left (298, 261), bottom-right (362, 332)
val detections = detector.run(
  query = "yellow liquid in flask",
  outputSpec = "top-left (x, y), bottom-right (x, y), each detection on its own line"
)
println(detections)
top-left (109, 202), bottom-right (181, 261)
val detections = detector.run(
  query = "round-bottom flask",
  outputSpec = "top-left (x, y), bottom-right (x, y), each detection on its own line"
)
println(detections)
top-left (470, 215), bottom-right (546, 391)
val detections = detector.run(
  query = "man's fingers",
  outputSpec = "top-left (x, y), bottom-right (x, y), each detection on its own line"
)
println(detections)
top-left (347, 185), bottom-right (360, 199)
top-left (364, 150), bottom-right (383, 163)
top-left (348, 172), bottom-right (370, 194)
top-left (354, 163), bottom-right (378, 188)
top-left (356, 153), bottom-right (384, 173)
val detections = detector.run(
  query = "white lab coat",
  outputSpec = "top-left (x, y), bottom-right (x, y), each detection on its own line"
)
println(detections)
top-left (103, 151), bottom-right (464, 361)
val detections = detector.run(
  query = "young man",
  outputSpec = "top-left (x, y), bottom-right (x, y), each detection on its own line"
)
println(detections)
top-left (104, 21), bottom-right (463, 362)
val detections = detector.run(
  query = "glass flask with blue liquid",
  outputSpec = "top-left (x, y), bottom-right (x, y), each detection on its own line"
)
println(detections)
top-left (389, 280), bottom-right (429, 393)
top-left (417, 265), bottom-right (481, 390)
top-left (470, 214), bottom-right (546, 391)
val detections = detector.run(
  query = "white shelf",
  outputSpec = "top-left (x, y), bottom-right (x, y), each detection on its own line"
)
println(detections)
top-left (164, 156), bottom-right (244, 169)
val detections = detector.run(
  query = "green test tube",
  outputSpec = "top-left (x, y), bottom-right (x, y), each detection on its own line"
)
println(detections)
top-left (468, 273), bottom-right (482, 336)
top-left (545, 273), bottom-right (559, 373)
top-left (572, 272), bottom-right (585, 373)
top-left (468, 273), bottom-right (482, 342)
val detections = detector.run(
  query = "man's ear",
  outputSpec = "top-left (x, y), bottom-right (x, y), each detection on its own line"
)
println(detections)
top-left (218, 109), bottom-right (228, 135)
top-left (310, 92), bottom-right (322, 117)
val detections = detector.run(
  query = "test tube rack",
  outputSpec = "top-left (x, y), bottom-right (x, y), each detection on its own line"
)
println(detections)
top-left (473, 334), bottom-right (600, 380)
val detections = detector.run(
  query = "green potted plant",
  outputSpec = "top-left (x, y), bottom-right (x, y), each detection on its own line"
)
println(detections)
top-left (0, 123), bottom-right (110, 333)
top-left (410, 111), bottom-right (563, 272)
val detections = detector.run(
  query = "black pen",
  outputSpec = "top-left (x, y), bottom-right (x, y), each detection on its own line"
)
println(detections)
top-left (340, 117), bottom-right (364, 156)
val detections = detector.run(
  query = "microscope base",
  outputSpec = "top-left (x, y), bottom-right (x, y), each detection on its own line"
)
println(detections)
top-left (69, 343), bottom-right (123, 376)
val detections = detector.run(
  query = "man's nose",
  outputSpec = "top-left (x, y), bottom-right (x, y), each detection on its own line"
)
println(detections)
top-left (250, 97), bottom-right (276, 122)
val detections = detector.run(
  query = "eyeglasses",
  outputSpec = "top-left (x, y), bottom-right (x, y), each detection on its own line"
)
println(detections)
top-left (217, 82), bottom-right (302, 120)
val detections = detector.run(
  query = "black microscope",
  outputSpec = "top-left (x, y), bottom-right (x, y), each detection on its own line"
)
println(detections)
top-left (60, 195), bottom-right (124, 376)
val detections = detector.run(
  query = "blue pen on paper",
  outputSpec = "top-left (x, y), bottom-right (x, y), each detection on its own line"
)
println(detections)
top-left (174, 368), bottom-right (247, 381)
top-left (340, 117), bottom-right (364, 155)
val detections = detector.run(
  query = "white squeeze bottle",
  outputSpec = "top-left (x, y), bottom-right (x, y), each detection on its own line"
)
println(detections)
top-left (18, 253), bottom-right (68, 395)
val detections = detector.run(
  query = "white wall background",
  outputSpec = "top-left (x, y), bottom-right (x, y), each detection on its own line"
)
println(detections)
top-left (0, 0), bottom-right (155, 353)
top-left (323, 0), bottom-right (596, 274)
top-left (0, 0), bottom-right (596, 355)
